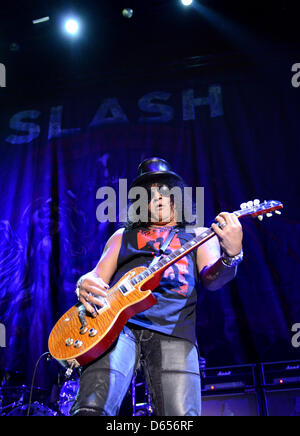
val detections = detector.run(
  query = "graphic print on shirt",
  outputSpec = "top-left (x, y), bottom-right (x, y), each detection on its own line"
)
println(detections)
top-left (137, 228), bottom-right (190, 296)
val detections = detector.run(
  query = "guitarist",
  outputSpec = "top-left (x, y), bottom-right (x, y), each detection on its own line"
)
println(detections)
top-left (70, 157), bottom-right (243, 416)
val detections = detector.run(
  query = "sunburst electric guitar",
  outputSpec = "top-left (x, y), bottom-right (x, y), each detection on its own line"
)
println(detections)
top-left (48, 200), bottom-right (283, 369)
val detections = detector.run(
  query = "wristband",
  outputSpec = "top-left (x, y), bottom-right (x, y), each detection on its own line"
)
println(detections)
top-left (221, 249), bottom-right (243, 267)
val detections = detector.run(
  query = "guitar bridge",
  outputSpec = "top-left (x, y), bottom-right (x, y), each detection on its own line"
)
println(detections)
top-left (91, 296), bottom-right (109, 314)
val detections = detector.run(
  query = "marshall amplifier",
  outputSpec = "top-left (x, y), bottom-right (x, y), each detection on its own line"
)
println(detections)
top-left (201, 364), bottom-right (262, 416)
top-left (260, 360), bottom-right (300, 416)
top-left (260, 360), bottom-right (300, 387)
top-left (202, 364), bottom-right (257, 392)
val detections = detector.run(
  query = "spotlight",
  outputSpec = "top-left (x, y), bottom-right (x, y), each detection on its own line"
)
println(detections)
top-left (64, 18), bottom-right (79, 35)
top-left (122, 8), bottom-right (133, 19)
top-left (181, 0), bottom-right (193, 5)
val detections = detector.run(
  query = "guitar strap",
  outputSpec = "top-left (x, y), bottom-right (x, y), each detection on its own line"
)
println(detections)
top-left (149, 227), bottom-right (179, 267)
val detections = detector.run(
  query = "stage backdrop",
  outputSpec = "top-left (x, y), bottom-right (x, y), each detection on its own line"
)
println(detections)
top-left (0, 58), bottom-right (300, 388)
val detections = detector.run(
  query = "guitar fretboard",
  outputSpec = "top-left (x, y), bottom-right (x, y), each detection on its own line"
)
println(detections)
top-left (128, 200), bottom-right (283, 287)
top-left (129, 227), bottom-right (215, 286)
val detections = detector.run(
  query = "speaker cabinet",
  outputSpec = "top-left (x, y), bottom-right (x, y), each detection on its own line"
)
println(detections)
top-left (262, 388), bottom-right (300, 416)
top-left (201, 391), bottom-right (260, 416)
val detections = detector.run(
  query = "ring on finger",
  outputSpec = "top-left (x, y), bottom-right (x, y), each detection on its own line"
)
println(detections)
top-left (220, 221), bottom-right (227, 229)
top-left (85, 292), bottom-right (91, 302)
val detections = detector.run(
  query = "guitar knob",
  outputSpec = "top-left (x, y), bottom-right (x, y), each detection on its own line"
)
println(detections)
top-left (275, 210), bottom-right (281, 215)
top-left (257, 215), bottom-right (264, 221)
top-left (253, 199), bottom-right (260, 206)
top-left (65, 338), bottom-right (74, 346)
top-left (240, 203), bottom-right (247, 209)
top-left (247, 201), bottom-right (253, 208)
top-left (80, 326), bottom-right (88, 335)
top-left (266, 213), bottom-right (273, 217)
top-left (74, 340), bottom-right (83, 348)
top-left (89, 328), bottom-right (98, 337)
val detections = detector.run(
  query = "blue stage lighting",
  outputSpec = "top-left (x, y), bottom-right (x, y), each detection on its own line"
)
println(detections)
top-left (181, 0), bottom-right (193, 6)
top-left (64, 18), bottom-right (79, 35)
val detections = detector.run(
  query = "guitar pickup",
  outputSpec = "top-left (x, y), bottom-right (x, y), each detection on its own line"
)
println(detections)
top-left (119, 280), bottom-right (134, 295)
top-left (93, 296), bottom-right (109, 312)
top-left (119, 285), bottom-right (129, 295)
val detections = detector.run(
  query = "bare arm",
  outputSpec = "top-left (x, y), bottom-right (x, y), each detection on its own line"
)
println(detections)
top-left (77, 228), bottom-right (124, 313)
top-left (196, 212), bottom-right (243, 291)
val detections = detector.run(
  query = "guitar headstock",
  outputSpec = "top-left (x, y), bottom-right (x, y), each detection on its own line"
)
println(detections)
top-left (235, 200), bottom-right (283, 221)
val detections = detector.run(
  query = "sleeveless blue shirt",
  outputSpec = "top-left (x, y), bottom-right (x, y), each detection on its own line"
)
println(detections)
top-left (110, 225), bottom-right (201, 344)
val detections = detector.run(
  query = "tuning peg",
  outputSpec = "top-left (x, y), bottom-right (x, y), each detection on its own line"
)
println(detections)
top-left (257, 215), bottom-right (264, 221)
top-left (240, 203), bottom-right (247, 209)
top-left (275, 210), bottom-right (281, 215)
top-left (266, 213), bottom-right (273, 218)
top-left (247, 201), bottom-right (253, 208)
top-left (253, 199), bottom-right (260, 206)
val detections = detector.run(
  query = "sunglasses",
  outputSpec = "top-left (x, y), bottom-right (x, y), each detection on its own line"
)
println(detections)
top-left (146, 184), bottom-right (172, 200)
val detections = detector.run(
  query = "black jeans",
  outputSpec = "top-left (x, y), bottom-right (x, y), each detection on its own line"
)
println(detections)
top-left (70, 324), bottom-right (201, 416)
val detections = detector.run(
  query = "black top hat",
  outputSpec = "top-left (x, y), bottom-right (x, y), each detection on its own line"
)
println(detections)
top-left (130, 157), bottom-right (183, 188)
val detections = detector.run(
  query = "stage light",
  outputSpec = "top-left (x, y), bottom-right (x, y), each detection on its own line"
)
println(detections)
top-left (122, 8), bottom-right (134, 19)
top-left (181, 0), bottom-right (193, 6)
top-left (32, 16), bottom-right (50, 25)
top-left (64, 18), bottom-right (79, 35)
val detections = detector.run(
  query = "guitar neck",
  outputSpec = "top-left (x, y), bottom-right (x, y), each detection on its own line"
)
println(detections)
top-left (130, 227), bottom-right (216, 285)
top-left (129, 200), bottom-right (283, 286)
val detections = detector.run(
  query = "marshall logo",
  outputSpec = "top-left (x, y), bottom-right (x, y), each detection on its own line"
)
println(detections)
top-left (286, 365), bottom-right (300, 370)
top-left (217, 371), bottom-right (232, 377)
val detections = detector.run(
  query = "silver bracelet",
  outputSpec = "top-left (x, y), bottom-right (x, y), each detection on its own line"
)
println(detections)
top-left (221, 249), bottom-right (243, 267)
